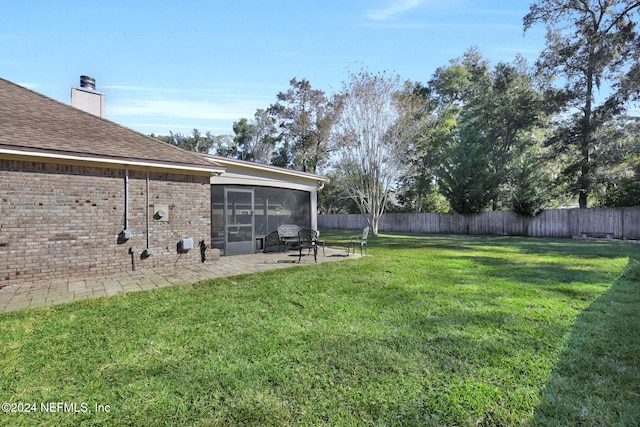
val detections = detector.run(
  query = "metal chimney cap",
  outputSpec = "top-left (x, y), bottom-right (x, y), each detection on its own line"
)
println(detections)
top-left (80, 75), bottom-right (96, 90)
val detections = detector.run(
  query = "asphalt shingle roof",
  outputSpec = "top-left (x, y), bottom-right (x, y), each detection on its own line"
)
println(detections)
top-left (0, 78), bottom-right (221, 173)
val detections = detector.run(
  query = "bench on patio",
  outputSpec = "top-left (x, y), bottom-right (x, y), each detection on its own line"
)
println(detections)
top-left (277, 224), bottom-right (302, 253)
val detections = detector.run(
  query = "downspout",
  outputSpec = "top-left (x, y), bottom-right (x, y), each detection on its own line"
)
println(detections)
top-left (124, 165), bottom-right (130, 232)
top-left (314, 181), bottom-right (325, 231)
top-left (146, 171), bottom-right (149, 250)
top-left (119, 165), bottom-right (132, 243)
top-left (143, 171), bottom-right (153, 258)
top-left (126, 165), bottom-right (137, 270)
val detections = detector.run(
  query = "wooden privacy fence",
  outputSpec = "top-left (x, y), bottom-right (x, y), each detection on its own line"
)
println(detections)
top-left (318, 207), bottom-right (640, 240)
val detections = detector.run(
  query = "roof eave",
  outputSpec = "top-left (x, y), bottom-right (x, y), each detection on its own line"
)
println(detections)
top-left (200, 154), bottom-right (329, 182)
top-left (0, 147), bottom-right (226, 175)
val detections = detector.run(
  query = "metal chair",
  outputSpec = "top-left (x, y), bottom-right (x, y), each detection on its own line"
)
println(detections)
top-left (347, 226), bottom-right (369, 255)
top-left (297, 228), bottom-right (318, 263)
top-left (315, 229), bottom-right (326, 256)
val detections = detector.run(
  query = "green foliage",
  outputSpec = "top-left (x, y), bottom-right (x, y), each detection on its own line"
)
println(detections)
top-left (393, 177), bottom-right (450, 213)
top-left (509, 152), bottom-right (551, 216)
top-left (317, 171), bottom-right (360, 213)
top-left (406, 48), bottom-right (553, 214)
top-left (268, 78), bottom-right (341, 174)
top-left (601, 167), bottom-right (640, 207)
top-left (524, 0), bottom-right (640, 207)
top-left (152, 5), bottom-right (639, 215)
top-left (436, 126), bottom-right (499, 214)
top-left (153, 128), bottom-right (217, 154)
top-left (593, 117), bottom-right (640, 207)
top-left (394, 81), bottom-right (449, 213)
top-left (232, 109), bottom-right (279, 163)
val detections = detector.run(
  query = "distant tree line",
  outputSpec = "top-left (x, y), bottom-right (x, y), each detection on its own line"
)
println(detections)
top-left (154, 0), bottom-right (640, 234)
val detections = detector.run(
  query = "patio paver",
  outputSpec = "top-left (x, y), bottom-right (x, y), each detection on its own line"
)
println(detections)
top-left (0, 247), bottom-right (358, 313)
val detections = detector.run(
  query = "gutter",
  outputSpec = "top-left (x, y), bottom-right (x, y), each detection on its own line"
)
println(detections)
top-left (201, 154), bottom-right (328, 182)
top-left (0, 147), bottom-right (225, 175)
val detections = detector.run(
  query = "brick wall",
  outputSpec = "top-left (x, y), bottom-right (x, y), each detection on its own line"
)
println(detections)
top-left (0, 159), bottom-right (211, 285)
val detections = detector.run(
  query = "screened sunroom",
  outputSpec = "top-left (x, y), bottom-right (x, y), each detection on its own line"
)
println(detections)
top-left (201, 155), bottom-right (327, 256)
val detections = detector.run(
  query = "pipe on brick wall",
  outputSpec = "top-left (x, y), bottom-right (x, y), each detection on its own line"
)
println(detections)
top-left (129, 246), bottom-right (137, 271)
top-left (144, 171), bottom-right (152, 257)
top-left (146, 171), bottom-right (149, 250)
top-left (118, 165), bottom-right (132, 244)
top-left (124, 165), bottom-right (130, 232)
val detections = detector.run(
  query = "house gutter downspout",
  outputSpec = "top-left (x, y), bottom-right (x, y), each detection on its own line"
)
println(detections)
top-left (120, 165), bottom-right (136, 270)
top-left (146, 171), bottom-right (149, 251)
top-left (124, 165), bottom-right (130, 232)
top-left (118, 165), bottom-right (132, 243)
top-left (143, 171), bottom-right (153, 258)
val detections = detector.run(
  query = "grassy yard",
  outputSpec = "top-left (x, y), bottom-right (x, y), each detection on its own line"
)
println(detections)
top-left (1, 232), bottom-right (639, 426)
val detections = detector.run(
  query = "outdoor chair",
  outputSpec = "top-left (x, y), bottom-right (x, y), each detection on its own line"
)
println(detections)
top-left (347, 226), bottom-right (369, 256)
top-left (263, 231), bottom-right (282, 253)
top-left (297, 228), bottom-right (318, 263)
top-left (315, 229), bottom-right (326, 256)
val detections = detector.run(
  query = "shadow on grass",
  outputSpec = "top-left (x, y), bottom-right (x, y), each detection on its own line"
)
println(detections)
top-left (455, 254), bottom-right (613, 299)
top-left (372, 232), bottom-right (630, 259)
top-left (529, 257), bottom-right (640, 426)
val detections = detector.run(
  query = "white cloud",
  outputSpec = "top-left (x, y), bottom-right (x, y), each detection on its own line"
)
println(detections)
top-left (367, 0), bottom-right (422, 21)
top-left (100, 82), bottom-right (280, 134)
top-left (108, 98), bottom-right (259, 121)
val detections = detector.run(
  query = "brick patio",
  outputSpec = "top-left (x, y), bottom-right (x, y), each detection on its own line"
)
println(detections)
top-left (0, 247), bottom-right (358, 313)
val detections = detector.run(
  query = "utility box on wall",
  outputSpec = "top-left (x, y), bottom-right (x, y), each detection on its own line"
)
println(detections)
top-left (179, 238), bottom-right (194, 251)
top-left (153, 204), bottom-right (169, 222)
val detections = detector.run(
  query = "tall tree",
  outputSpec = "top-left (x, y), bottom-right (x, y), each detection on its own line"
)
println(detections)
top-left (594, 115), bottom-right (640, 205)
top-left (334, 69), bottom-right (407, 234)
top-left (524, 0), bottom-right (640, 208)
top-left (466, 58), bottom-right (550, 178)
top-left (232, 109), bottom-right (279, 163)
top-left (509, 148), bottom-right (552, 217)
top-left (413, 48), bottom-right (552, 212)
top-left (394, 81), bottom-right (443, 213)
top-left (316, 171), bottom-right (360, 214)
top-left (268, 78), bottom-right (341, 173)
top-left (212, 134), bottom-right (237, 158)
top-left (427, 50), bottom-right (498, 211)
top-left (436, 126), bottom-right (499, 214)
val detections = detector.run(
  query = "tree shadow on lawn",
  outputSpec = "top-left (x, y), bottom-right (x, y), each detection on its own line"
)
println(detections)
top-left (529, 257), bottom-right (640, 426)
top-left (374, 233), bottom-right (633, 260)
top-left (454, 254), bottom-right (614, 301)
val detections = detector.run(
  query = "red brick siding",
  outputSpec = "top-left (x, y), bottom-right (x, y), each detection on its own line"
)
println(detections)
top-left (0, 160), bottom-right (211, 285)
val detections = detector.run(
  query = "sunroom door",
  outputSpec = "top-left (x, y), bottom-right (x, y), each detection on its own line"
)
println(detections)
top-left (224, 188), bottom-right (254, 255)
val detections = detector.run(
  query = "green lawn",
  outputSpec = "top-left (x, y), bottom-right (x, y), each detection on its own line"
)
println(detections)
top-left (1, 232), bottom-right (639, 426)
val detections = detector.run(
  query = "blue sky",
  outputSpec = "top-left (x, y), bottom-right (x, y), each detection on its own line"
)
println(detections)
top-left (1, 0), bottom-right (547, 136)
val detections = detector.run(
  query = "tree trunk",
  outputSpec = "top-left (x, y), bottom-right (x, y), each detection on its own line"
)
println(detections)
top-left (579, 50), bottom-right (595, 209)
top-left (415, 193), bottom-right (423, 213)
top-left (579, 190), bottom-right (588, 209)
top-left (368, 214), bottom-right (379, 235)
